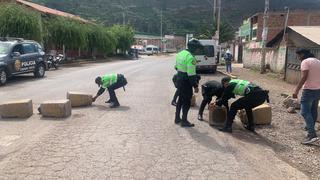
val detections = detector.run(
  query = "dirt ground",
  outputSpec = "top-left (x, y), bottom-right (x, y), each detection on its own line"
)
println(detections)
top-left (219, 64), bottom-right (320, 179)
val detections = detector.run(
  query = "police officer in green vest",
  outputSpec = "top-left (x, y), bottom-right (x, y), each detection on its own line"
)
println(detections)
top-left (174, 39), bottom-right (202, 127)
top-left (93, 74), bottom-right (127, 108)
top-left (215, 77), bottom-right (269, 132)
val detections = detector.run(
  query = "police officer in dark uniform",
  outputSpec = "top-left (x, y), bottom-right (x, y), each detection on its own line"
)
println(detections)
top-left (174, 39), bottom-right (202, 127)
top-left (197, 79), bottom-right (231, 121)
top-left (215, 77), bottom-right (269, 133)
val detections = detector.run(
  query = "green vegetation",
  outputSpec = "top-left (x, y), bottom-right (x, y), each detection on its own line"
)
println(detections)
top-left (31, 0), bottom-right (320, 43)
top-left (0, 4), bottom-right (42, 42)
top-left (0, 3), bottom-right (134, 57)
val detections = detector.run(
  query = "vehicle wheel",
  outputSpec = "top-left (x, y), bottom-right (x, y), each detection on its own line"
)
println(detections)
top-left (212, 66), bottom-right (217, 74)
top-left (34, 63), bottom-right (45, 78)
top-left (0, 68), bottom-right (7, 86)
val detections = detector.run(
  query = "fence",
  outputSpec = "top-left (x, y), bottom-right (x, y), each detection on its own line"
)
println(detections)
top-left (285, 48), bottom-right (320, 84)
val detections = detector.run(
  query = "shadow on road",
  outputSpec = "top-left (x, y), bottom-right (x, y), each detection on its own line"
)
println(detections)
top-left (93, 104), bottom-right (130, 111)
top-left (186, 128), bottom-right (232, 154)
top-left (2, 75), bottom-right (44, 87)
top-left (229, 124), bottom-right (288, 153)
top-left (0, 117), bottom-right (31, 122)
top-left (40, 116), bottom-right (70, 121)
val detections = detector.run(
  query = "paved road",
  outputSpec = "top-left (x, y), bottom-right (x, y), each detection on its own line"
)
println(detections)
top-left (0, 56), bottom-right (308, 179)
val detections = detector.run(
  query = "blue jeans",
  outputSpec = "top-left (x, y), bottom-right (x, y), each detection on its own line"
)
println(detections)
top-left (226, 63), bottom-right (232, 73)
top-left (301, 89), bottom-right (320, 137)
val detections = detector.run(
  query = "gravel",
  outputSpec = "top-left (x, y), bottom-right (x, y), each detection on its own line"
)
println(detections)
top-left (218, 65), bottom-right (320, 179)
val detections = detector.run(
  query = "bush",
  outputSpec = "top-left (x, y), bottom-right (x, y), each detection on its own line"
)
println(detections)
top-left (0, 3), bottom-right (135, 56)
top-left (0, 4), bottom-right (42, 42)
top-left (109, 25), bottom-right (134, 54)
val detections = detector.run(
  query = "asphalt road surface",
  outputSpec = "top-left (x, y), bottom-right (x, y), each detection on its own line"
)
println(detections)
top-left (0, 55), bottom-right (308, 179)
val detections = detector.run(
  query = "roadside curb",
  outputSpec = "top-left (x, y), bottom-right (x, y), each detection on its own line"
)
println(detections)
top-left (217, 69), bottom-right (238, 79)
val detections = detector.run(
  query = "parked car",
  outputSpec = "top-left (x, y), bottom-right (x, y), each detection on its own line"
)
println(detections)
top-left (0, 37), bottom-right (46, 86)
top-left (145, 45), bottom-right (159, 56)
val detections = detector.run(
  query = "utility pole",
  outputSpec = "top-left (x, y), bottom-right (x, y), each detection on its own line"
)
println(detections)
top-left (122, 11), bottom-right (126, 26)
top-left (282, 7), bottom-right (290, 43)
top-left (216, 0), bottom-right (221, 44)
top-left (213, 0), bottom-right (217, 23)
top-left (160, 8), bottom-right (163, 52)
top-left (260, 0), bottom-right (269, 74)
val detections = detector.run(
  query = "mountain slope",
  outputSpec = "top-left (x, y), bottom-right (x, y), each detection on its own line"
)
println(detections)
top-left (31, 0), bottom-right (320, 35)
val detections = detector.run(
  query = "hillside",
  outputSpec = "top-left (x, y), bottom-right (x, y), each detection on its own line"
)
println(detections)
top-left (31, 0), bottom-right (320, 37)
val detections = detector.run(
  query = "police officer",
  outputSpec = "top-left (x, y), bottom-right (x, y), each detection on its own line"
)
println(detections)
top-left (215, 77), bottom-right (269, 132)
top-left (92, 73), bottom-right (127, 108)
top-left (174, 39), bottom-right (202, 127)
top-left (198, 79), bottom-right (231, 121)
top-left (172, 73), bottom-right (201, 106)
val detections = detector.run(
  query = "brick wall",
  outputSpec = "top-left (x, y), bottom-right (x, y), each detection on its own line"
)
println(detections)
top-left (253, 11), bottom-right (320, 42)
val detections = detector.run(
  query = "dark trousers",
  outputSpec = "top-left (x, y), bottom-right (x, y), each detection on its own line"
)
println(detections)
top-left (226, 89), bottom-right (268, 128)
top-left (107, 75), bottom-right (127, 105)
top-left (301, 89), bottom-right (320, 137)
top-left (199, 96), bottom-right (212, 116)
top-left (175, 80), bottom-right (193, 122)
top-left (172, 89), bottom-right (179, 103)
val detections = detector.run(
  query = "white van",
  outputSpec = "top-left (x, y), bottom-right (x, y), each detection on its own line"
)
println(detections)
top-left (194, 40), bottom-right (217, 73)
top-left (145, 45), bottom-right (159, 56)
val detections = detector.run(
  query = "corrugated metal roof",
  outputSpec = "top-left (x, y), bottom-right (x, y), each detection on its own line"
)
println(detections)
top-left (16, 0), bottom-right (90, 23)
top-left (289, 26), bottom-right (320, 45)
top-left (134, 34), bottom-right (162, 40)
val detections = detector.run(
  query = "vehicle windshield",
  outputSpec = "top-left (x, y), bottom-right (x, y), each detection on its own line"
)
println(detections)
top-left (0, 42), bottom-right (11, 55)
top-left (194, 45), bottom-right (214, 57)
top-left (146, 48), bottom-right (152, 51)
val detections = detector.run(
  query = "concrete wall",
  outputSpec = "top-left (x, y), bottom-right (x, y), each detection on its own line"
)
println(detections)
top-left (243, 46), bottom-right (286, 73)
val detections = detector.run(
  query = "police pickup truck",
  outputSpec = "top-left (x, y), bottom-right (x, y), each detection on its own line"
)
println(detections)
top-left (0, 37), bottom-right (46, 86)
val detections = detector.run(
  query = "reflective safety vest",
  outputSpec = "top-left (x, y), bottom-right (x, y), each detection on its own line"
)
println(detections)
top-left (102, 74), bottom-right (117, 88)
top-left (175, 50), bottom-right (196, 76)
top-left (231, 79), bottom-right (250, 96)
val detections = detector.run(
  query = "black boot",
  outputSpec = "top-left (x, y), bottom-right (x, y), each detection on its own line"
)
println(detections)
top-left (244, 124), bottom-right (255, 132)
top-left (198, 114), bottom-right (203, 121)
top-left (171, 100), bottom-right (177, 106)
top-left (175, 118), bottom-right (182, 124)
top-left (181, 120), bottom-right (195, 127)
top-left (105, 99), bottom-right (112, 103)
top-left (219, 126), bottom-right (232, 133)
top-left (110, 102), bottom-right (120, 108)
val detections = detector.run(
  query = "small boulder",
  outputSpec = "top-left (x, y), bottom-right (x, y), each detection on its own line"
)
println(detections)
top-left (283, 97), bottom-right (300, 109)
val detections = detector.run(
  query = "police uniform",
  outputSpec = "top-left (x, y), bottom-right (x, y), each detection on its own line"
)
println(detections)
top-left (198, 80), bottom-right (225, 120)
top-left (96, 74), bottom-right (127, 107)
top-left (217, 79), bottom-right (269, 132)
top-left (175, 49), bottom-right (198, 127)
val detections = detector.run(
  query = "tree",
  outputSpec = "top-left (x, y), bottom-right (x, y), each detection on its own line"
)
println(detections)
top-left (0, 4), bottom-right (43, 42)
top-left (87, 24), bottom-right (116, 56)
top-left (196, 21), bottom-right (234, 43)
top-left (110, 25), bottom-right (134, 55)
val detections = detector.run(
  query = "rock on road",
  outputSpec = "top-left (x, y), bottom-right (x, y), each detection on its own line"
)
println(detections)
top-left (0, 56), bottom-right (308, 179)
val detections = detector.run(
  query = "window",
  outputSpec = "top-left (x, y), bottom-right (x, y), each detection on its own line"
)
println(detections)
top-left (12, 44), bottom-right (24, 55)
top-left (0, 43), bottom-right (11, 54)
top-left (22, 44), bottom-right (37, 54)
top-left (194, 45), bottom-right (215, 57)
top-left (252, 29), bottom-right (257, 39)
top-left (35, 43), bottom-right (44, 53)
top-left (204, 45), bottom-right (214, 57)
top-left (193, 45), bottom-right (205, 55)
top-left (146, 48), bottom-right (152, 51)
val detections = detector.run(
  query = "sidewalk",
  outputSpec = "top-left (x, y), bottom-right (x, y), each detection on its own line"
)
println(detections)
top-left (218, 64), bottom-right (320, 179)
